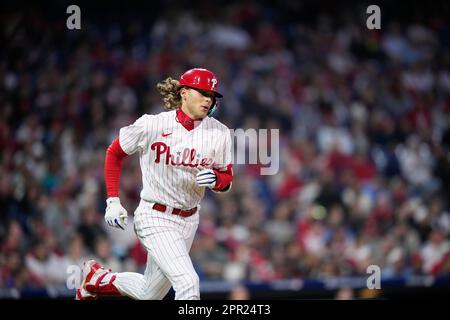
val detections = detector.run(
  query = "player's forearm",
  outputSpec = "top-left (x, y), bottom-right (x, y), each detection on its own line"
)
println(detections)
top-left (213, 164), bottom-right (233, 192)
top-left (104, 137), bottom-right (128, 198)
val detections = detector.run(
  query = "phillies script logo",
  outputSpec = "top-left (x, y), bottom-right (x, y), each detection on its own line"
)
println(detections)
top-left (151, 142), bottom-right (214, 167)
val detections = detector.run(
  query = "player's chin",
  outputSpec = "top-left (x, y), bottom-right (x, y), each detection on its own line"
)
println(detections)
top-left (199, 106), bottom-right (210, 116)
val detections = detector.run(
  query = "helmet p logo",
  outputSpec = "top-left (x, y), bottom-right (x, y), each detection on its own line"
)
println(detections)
top-left (211, 78), bottom-right (217, 90)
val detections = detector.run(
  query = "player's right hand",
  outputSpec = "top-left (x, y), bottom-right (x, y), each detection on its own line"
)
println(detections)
top-left (105, 197), bottom-right (128, 230)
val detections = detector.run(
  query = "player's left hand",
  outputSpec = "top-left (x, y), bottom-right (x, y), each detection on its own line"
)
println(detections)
top-left (105, 197), bottom-right (128, 230)
top-left (196, 169), bottom-right (217, 189)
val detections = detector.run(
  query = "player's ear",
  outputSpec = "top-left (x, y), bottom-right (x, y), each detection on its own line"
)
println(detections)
top-left (180, 87), bottom-right (188, 101)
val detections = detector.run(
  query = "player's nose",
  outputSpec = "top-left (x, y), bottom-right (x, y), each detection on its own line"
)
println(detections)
top-left (204, 96), bottom-right (212, 105)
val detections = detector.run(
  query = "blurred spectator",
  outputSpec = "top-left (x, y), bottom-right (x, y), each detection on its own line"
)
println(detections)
top-left (25, 239), bottom-right (66, 285)
top-left (334, 287), bottom-right (354, 300)
top-left (192, 234), bottom-right (228, 281)
top-left (228, 285), bottom-right (251, 300)
top-left (1, 221), bottom-right (26, 253)
top-left (421, 229), bottom-right (450, 273)
top-left (76, 207), bottom-right (107, 253)
top-left (59, 234), bottom-right (89, 276)
top-left (92, 236), bottom-right (123, 272)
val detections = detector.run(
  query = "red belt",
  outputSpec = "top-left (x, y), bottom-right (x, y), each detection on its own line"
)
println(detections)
top-left (152, 203), bottom-right (197, 218)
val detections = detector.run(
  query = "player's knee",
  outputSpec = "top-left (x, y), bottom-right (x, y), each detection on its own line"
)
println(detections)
top-left (182, 273), bottom-right (200, 295)
top-left (142, 284), bottom-right (171, 300)
top-left (188, 273), bottom-right (200, 289)
top-left (171, 270), bottom-right (200, 299)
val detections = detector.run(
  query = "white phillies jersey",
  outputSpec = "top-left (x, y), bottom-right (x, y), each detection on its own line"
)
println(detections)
top-left (118, 109), bottom-right (232, 209)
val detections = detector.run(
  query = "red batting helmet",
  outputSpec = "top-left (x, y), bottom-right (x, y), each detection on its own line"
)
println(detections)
top-left (178, 68), bottom-right (223, 98)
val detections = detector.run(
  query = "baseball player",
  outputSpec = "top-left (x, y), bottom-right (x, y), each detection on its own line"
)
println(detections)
top-left (76, 68), bottom-right (233, 300)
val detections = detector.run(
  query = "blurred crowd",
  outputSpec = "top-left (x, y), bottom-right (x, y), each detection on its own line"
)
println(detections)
top-left (1, 1), bottom-right (450, 293)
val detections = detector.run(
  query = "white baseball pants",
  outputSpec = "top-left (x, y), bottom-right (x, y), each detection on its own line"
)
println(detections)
top-left (113, 200), bottom-right (200, 300)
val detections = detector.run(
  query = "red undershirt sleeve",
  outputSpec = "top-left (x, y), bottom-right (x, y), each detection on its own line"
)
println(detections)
top-left (104, 138), bottom-right (128, 198)
top-left (212, 164), bottom-right (233, 192)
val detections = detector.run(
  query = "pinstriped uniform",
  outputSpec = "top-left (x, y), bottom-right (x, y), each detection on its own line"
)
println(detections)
top-left (112, 110), bottom-right (232, 300)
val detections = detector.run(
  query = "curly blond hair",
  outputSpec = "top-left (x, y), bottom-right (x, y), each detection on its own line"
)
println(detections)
top-left (156, 77), bottom-right (182, 110)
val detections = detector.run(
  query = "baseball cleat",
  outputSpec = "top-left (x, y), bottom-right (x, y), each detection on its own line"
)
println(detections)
top-left (75, 260), bottom-right (109, 300)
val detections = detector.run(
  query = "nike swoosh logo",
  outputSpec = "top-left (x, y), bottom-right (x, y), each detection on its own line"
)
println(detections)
top-left (162, 133), bottom-right (172, 137)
